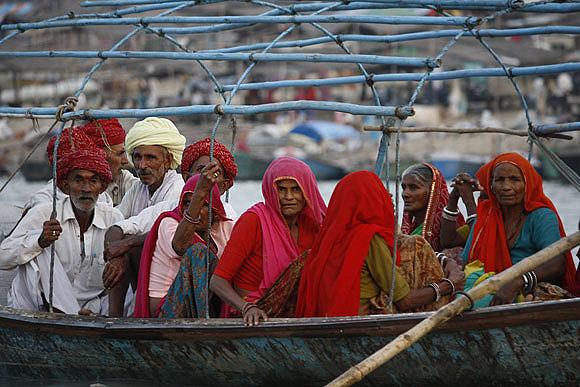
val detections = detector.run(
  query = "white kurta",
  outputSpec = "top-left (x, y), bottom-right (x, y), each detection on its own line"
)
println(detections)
top-left (106, 169), bottom-right (139, 206)
top-left (116, 169), bottom-right (184, 219)
top-left (0, 198), bottom-right (124, 314)
top-left (114, 197), bottom-right (237, 256)
top-left (24, 180), bottom-right (113, 211)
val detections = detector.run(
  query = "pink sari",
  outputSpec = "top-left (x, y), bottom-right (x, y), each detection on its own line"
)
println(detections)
top-left (133, 174), bottom-right (227, 318)
top-left (246, 157), bottom-right (327, 302)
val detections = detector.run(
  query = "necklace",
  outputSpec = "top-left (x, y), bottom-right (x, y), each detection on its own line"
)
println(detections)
top-left (506, 212), bottom-right (526, 248)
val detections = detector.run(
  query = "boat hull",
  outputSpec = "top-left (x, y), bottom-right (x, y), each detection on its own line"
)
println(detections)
top-left (0, 299), bottom-right (578, 386)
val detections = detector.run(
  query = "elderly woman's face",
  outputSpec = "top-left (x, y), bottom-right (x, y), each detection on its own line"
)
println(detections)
top-left (491, 163), bottom-right (525, 207)
top-left (183, 155), bottom-right (230, 194)
top-left (276, 179), bottom-right (305, 219)
top-left (401, 174), bottom-right (430, 213)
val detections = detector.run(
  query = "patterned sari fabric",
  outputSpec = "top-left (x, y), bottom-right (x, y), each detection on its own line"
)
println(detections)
top-left (159, 243), bottom-right (220, 318)
top-left (256, 251), bottom-right (308, 317)
top-left (401, 163), bottom-right (464, 252)
top-left (246, 156), bottom-right (326, 302)
top-left (396, 235), bottom-right (449, 312)
top-left (467, 152), bottom-right (578, 295)
top-left (133, 174), bottom-right (227, 318)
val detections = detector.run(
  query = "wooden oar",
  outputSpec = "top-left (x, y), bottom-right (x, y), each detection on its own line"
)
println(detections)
top-left (328, 230), bottom-right (580, 387)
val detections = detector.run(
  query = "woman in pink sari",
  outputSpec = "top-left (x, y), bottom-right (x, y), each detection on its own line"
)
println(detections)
top-left (210, 157), bottom-right (326, 326)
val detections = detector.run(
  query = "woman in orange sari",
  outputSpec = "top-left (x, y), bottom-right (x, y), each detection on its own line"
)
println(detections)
top-left (296, 171), bottom-right (464, 317)
top-left (463, 152), bottom-right (578, 305)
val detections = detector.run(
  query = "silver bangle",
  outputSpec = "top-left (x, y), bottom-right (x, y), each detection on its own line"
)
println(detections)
top-left (428, 282), bottom-right (441, 302)
top-left (441, 211), bottom-right (458, 222)
top-left (443, 207), bottom-right (460, 216)
top-left (466, 214), bottom-right (477, 224)
top-left (441, 278), bottom-right (455, 296)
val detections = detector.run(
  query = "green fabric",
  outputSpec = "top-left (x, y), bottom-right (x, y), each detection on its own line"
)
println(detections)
top-left (462, 207), bottom-right (561, 264)
top-left (410, 223), bottom-right (423, 236)
top-left (360, 235), bottom-right (411, 304)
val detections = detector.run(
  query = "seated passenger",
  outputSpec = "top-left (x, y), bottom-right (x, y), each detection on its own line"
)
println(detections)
top-left (80, 118), bottom-right (138, 206)
top-left (0, 147), bottom-right (123, 314)
top-left (401, 163), bottom-right (469, 253)
top-left (134, 165), bottom-right (233, 318)
top-left (210, 157), bottom-right (327, 326)
top-left (463, 152), bottom-right (578, 306)
top-left (24, 126), bottom-right (113, 211)
top-left (296, 171), bottom-right (465, 317)
top-left (103, 138), bottom-right (238, 316)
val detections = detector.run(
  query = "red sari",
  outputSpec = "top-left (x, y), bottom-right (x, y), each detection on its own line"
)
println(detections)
top-left (467, 152), bottom-right (578, 295)
top-left (296, 171), bottom-right (399, 317)
top-left (401, 163), bottom-right (464, 251)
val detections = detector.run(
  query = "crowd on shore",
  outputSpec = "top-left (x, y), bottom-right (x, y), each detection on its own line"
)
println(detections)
top-left (0, 118), bottom-right (578, 324)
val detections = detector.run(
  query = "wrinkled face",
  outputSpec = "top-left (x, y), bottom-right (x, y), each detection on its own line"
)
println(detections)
top-left (491, 163), bottom-right (525, 207)
top-left (132, 145), bottom-right (171, 187)
top-left (276, 179), bottom-right (306, 219)
top-left (64, 169), bottom-right (104, 213)
top-left (105, 143), bottom-right (129, 180)
top-left (401, 174), bottom-right (430, 213)
top-left (182, 155), bottom-right (230, 194)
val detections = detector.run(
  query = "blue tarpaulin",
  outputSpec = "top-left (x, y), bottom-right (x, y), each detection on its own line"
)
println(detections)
top-left (289, 120), bottom-right (360, 143)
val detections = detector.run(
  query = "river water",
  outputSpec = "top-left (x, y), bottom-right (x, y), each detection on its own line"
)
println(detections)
top-left (1, 176), bottom-right (578, 257)
top-left (1, 176), bottom-right (579, 243)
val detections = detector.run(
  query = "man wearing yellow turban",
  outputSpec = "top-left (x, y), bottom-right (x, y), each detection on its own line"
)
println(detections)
top-left (117, 117), bottom-right (186, 219)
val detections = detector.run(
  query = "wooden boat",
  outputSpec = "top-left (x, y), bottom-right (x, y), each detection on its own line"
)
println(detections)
top-left (0, 298), bottom-right (578, 386)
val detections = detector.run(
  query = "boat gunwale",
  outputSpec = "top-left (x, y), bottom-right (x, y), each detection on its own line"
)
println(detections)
top-left (0, 298), bottom-right (578, 340)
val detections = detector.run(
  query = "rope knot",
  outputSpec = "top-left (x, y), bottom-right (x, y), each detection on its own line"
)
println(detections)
top-left (425, 58), bottom-right (440, 70)
top-left (508, 0), bottom-right (524, 10)
top-left (464, 17), bottom-right (481, 30)
top-left (67, 11), bottom-right (75, 19)
top-left (248, 53), bottom-right (257, 63)
top-left (55, 96), bottom-right (79, 122)
top-left (213, 104), bottom-right (225, 116)
top-left (365, 73), bottom-right (375, 87)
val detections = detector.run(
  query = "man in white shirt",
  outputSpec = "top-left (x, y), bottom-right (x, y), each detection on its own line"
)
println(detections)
top-left (103, 138), bottom-right (238, 316)
top-left (116, 117), bottom-right (186, 218)
top-left (0, 147), bottom-right (123, 315)
top-left (80, 118), bottom-right (139, 206)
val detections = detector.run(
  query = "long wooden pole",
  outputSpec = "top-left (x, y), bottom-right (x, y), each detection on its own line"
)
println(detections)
top-left (362, 125), bottom-right (573, 140)
top-left (327, 230), bottom-right (580, 387)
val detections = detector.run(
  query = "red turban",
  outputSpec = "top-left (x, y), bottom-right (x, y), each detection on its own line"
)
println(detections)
top-left (80, 119), bottom-right (126, 148)
top-left (181, 138), bottom-right (238, 180)
top-left (57, 147), bottom-right (112, 186)
top-left (47, 127), bottom-right (96, 166)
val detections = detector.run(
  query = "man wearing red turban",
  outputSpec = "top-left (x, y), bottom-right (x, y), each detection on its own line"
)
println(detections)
top-left (23, 126), bottom-right (114, 211)
top-left (80, 119), bottom-right (138, 206)
top-left (0, 148), bottom-right (124, 315)
top-left (103, 137), bottom-right (239, 317)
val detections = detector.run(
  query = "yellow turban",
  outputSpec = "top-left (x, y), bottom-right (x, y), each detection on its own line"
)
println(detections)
top-left (125, 117), bottom-right (186, 170)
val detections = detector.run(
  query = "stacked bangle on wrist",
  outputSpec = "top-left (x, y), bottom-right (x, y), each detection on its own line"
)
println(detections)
top-left (435, 252), bottom-right (448, 267)
top-left (428, 282), bottom-right (441, 302)
top-left (442, 207), bottom-right (459, 221)
top-left (440, 278), bottom-right (455, 296)
top-left (522, 271), bottom-right (537, 295)
top-left (183, 209), bottom-right (202, 225)
top-left (466, 214), bottom-right (477, 225)
top-left (242, 302), bottom-right (258, 316)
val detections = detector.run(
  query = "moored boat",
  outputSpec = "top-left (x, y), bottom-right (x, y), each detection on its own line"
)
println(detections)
top-left (0, 299), bottom-right (578, 386)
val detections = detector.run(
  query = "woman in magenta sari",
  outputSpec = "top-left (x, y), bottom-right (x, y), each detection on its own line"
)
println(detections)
top-left (210, 157), bottom-right (326, 326)
top-left (134, 162), bottom-right (232, 318)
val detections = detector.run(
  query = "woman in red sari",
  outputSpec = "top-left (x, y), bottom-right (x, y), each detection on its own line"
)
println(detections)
top-left (210, 157), bottom-right (327, 325)
top-left (296, 171), bottom-right (464, 317)
top-left (463, 152), bottom-right (578, 305)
